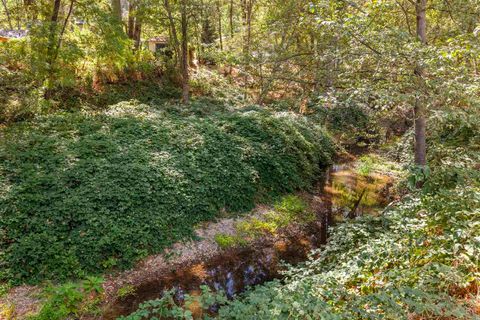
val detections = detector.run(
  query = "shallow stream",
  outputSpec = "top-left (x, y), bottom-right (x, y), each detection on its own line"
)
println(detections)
top-left (104, 161), bottom-right (393, 319)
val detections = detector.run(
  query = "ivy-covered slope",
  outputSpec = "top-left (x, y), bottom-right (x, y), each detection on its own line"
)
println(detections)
top-left (0, 101), bottom-right (334, 284)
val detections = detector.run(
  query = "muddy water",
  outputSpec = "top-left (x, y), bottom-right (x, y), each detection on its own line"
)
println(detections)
top-left (326, 163), bottom-right (393, 218)
top-left (104, 162), bottom-right (393, 319)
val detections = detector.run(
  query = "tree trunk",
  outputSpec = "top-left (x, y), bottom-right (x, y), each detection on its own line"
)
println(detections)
top-left (164, 0), bottom-right (181, 61)
top-left (217, 1), bottom-right (223, 50)
top-left (180, 0), bottom-right (190, 103)
top-left (133, 20), bottom-right (142, 50)
top-left (128, 2), bottom-right (136, 39)
top-left (1, 0), bottom-right (13, 30)
top-left (47, 0), bottom-right (61, 56)
top-left (111, 0), bottom-right (122, 22)
top-left (241, 0), bottom-right (253, 99)
top-left (414, 0), bottom-right (427, 168)
top-left (164, 0), bottom-right (189, 104)
top-left (229, 0), bottom-right (234, 37)
top-left (44, 0), bottom-right (62, 99)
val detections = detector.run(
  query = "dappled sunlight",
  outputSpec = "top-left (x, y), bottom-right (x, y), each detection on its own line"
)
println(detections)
top-left (324, 159), bottom-right (395, 218)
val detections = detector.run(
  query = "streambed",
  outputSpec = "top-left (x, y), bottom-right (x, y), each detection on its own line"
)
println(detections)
top-left (103, 160), bottom-right (394, 319)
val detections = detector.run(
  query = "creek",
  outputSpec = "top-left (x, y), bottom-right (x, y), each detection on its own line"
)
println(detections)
top-left (104, 160), bottom-right (394, 319)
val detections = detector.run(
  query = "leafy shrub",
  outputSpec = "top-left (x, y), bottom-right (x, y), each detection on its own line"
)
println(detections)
top-left (357, 155), bottom-right (375, 176)
top-left (28, 277), bottom-right (103, 320)
top-left (424, 108), bottom-right (480, 192)
top-left (0, 102), bottom-right (334, 284)
top-left (206, 109), bottom-right (480, 319)
top-left (235, 195), bottom-right (314, 239)
top-left (214, 234), bottom-right (247, 249)
top-left (116, 285), bottom-right (136, 299)
top-left (310, 101), bottom-right (380, 147)
top-left (388, 107), bottom-right (480, 193)
top-left (126, 108), bottom-right (480, 319)
top-left (117, 286), bottom-right (228, 320)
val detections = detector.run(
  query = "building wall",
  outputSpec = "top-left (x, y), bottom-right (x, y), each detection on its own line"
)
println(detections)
top-left (148, 41), bottom-right (156, 52)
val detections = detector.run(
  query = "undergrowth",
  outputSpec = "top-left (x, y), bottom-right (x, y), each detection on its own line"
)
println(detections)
top-left (27, 276), bottom-right (104, 320)
top-left (0, 101), bottom-right (334, 284)
top-left (214, 195), bottom-right (314, 248)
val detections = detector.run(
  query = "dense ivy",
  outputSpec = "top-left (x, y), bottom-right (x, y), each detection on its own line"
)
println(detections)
top-left (0, 101), bottom-right (334, 284)
top-left (121, 109), bottom-right (480, 319)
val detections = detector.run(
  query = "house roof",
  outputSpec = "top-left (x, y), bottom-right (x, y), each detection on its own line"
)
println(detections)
top-left (0, 29), bottom-right (28, 39)
top-left (148, 36), bottom-right (168, 43)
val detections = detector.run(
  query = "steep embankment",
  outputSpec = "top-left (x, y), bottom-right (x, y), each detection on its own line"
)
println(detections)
top-left (0, 101), bottom-right (334, 284)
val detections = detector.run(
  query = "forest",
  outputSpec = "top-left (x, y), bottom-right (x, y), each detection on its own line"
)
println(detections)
top-left (0, 0), bottom-right (479, 319)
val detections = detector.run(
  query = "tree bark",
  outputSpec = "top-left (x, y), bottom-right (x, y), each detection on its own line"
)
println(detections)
top-left (164, 0), bottom-right (181, 61)
top-left (128, 1), bottom-right (136, 39)
top-left (53, 0), bottom-right (74, 61)
top-left (180, 0), bottom-right (190, 103)
top-left (133, 20), bottom-right (142, 50)
top-left (111, 0), bottom-right (122, 22)
top-left (217, 1), bottom-right (223, 50)
top-left (48, 0), bottom-right (61, 55)
top-left (164, 0), bottom-right (189, 104)
top-left (44, 0), bottom-right (62, 98)
top-left (414, 0), bottom-right (427, 168)
top-left (229, 0), bottom-right (234, 37)
top-left (242, 0), bottom-right (253, 99)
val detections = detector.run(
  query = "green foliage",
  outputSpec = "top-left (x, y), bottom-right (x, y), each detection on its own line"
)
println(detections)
top-left (116, 285), bottom-right (136, 299)
top-left (407, 165), bottom-right (431, 190)
top-left (424, 108), bottom-right (480, 192)
top-left (214, 234), bottom-right (247, 249)
top-left (28, 277), bottom-right (103, 320)
top-left (125, 110), bottom-right (480, 319)
top-left (273, 194), bottom-right (308, 216)
top-left (0, 67), bottom-right (45, 124)
top-left (311, 100), bottom-right (381, 147)
top-left (0, 102), bottom-right (334, 284)
top-left (357, 155), bottom-right (375, 176)
top-left (0, 283), bottom-right (10, 298)
top-left (235, 195), bottom-right (314, 239)
top-left (205, 109), bottom-right (480, 319)
top-left (117, 285), bottom-right (229, 320)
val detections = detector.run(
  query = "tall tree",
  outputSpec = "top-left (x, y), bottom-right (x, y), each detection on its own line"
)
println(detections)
top-left (414, 0), bottom-right (427, 169)
top-left (180, 0), bottom-right (190, 103)
top-left (217, 0), bottom-right (223, 50)
top-left (111, 0), bottom-right (122, 22)
top-left (128, 0), bottom-right (142, 50)
top-left (133, 18), bottom-right (142, 50)
top-left (164, 0), bottom-right (190, 103)
top-left (128, 1), bottom-right (136, 38)
top-left (229, 0), bottom-right (234, 37)
top-left (241, 0), bottom-right (254, 98)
